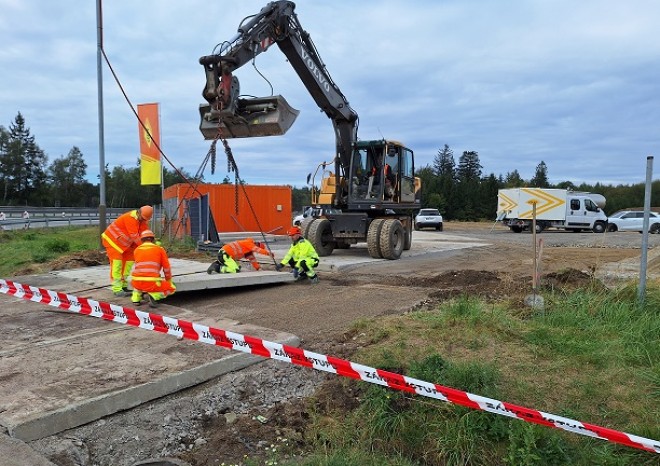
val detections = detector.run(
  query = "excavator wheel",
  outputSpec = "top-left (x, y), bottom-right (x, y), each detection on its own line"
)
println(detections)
top-left (307, 218), bottom-right (335, 256)
top-left (300, 218), bottom-right (314, 239)
top-left (379, 219), bottom-right (404, 260)
top-left (403, 224), bottom-right (412, 251)
top-left (367, 219), bottom-right (386, 258)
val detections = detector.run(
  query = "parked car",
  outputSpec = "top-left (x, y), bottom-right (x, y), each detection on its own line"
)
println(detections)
top-left (414, 208), bottom-right (443, 231)
top-left (293, 206), bottom-right (342, 226)
top-left (607, 210), bottom-right (660, 233)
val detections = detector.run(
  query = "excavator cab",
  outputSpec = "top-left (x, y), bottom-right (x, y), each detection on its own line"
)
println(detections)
top-left (348, 140), bottom-right (417, 206)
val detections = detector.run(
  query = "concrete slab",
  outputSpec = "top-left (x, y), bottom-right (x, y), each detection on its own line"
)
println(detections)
top-left (51, 258), bottom-right (295, 294)
top-left (0, 273), bottom-right (299, 442)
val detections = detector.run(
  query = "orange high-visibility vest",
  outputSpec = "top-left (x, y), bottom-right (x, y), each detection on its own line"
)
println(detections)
top-left (222, 239), bottom-right (270, 270)
top-left (101, 210), bottom-right (149, 254)
top-left (132, 242), bottom-right (172, 281)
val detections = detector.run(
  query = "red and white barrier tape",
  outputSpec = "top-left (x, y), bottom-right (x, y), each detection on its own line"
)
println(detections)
top-left (1, 278), bottom-right (658, 454)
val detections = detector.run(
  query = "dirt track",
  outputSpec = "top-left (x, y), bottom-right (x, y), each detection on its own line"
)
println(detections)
top-left (164, 222), bottom-right (657, 344)
top-left (29, 222), bottom-right (657, 465)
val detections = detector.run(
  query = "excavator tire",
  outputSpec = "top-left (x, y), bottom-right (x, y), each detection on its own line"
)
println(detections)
top-left (403, 219), bottom-right (412, 251)
top-left (379, 219), bottom-right (404, 260)
top-left (307, 218), bottom-right (335, 256)
top-left (301, 218), bottom-right (314, 239)
top-left (367, 219), bottom-right (386, 258)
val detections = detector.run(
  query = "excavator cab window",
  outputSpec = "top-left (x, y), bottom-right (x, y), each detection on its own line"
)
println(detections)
top-left (349, 142), bottom-right (411, 203)
top-left (384, 145), bottom-right (399, 201)
top-left (399, 147), bottom-right (415, 203)
top-left (350, 145), bottom-right (383, 200)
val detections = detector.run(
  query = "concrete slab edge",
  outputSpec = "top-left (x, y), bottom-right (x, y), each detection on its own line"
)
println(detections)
top-left (6, 333), bottom-right (300, 442)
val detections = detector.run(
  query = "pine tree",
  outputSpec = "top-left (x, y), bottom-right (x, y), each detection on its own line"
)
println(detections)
top-left (431, 145), bottom-right (457, 218)
top-left (4, 113), bottom-right (48, 204)
top-left (530, 161), bottom-right (549, 188)
top-left (455, 151), bottom-right (482, 220)
top-left (457, 151), bottom-right (482, 181)
top-left (505, 169), bottom-right (525, 187)
top-left (433, 144), bottom-right (455, 177)
top-left (49, 147), bottom-right (88, 206)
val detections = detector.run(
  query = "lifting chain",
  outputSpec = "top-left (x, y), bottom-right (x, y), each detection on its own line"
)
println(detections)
top-left (208, 131), bottom-right (274, 264)
top-left (211, 128), bottom-right (241, 215)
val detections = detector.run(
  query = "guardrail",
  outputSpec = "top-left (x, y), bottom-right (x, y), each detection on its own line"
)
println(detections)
top-left (0, 216), bottom-right (122, 231)
top-left (0, 207), bottom-right (136, 231)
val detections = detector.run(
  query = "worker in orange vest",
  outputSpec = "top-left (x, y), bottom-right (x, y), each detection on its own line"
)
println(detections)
top-left (101, 205), bottom-right (153, 296)
top-left (130, 229), bottom-right (175, 308)
top-left (207, 237), bottom-right (274, 274)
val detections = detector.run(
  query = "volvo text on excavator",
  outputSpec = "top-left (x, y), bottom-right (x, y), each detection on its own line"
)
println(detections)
top-left (198, 1), bottom-right (420, 259)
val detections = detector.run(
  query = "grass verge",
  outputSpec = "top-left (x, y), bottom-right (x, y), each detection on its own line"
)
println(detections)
top-left (0, 226), bottom-right (101, 277)
top-left (294, 289), bottom-right (659, 465)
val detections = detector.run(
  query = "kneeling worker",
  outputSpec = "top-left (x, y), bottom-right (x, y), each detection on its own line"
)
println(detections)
top-left (130, 230), bottom-right (176, 308)
top-left (275, 226), bottom-right (320, 283)
top-left (207, 237), bottom-right (274, 274)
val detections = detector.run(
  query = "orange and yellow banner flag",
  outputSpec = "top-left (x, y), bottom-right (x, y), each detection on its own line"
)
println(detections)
top-left (137, 103), bottom-right (161, 185)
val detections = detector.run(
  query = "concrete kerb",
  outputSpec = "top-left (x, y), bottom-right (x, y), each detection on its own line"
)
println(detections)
top-left (5, 343), bottom-right (294, 442)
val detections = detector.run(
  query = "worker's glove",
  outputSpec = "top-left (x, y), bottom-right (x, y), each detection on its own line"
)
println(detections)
top-left (155, 239), bottom-right (162, 247)
top-left (275, 263), bottom-right (283, 272)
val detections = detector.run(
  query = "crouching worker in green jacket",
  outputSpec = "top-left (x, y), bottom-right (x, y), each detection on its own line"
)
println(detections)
top-left (275, 226), bottom-right (320, 284)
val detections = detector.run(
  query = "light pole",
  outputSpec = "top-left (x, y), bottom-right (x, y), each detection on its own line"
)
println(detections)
top-left (96, 0), bottom-right (107, 248)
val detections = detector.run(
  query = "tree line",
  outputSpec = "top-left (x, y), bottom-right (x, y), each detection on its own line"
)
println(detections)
top-left (1, 113), bottom-right (657, 217)
top-left (413, 144), bottom-right (660, 220)
top-left (0, 113), bottom-right (199, 208)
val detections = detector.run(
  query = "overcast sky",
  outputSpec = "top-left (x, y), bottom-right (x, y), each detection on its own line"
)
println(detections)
top-left (1, 0), bottom-right (659, 188)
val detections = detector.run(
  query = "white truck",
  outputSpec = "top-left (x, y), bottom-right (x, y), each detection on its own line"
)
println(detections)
top-left (497, 188), bottom-right (608, 233)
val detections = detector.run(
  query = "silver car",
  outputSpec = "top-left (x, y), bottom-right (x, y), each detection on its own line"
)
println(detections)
top-left (607, 210), bottom-right (660, 233)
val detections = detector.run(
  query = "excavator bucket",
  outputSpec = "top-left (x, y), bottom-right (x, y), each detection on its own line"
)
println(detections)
top-left (199, 95), bottom-right (299, 140)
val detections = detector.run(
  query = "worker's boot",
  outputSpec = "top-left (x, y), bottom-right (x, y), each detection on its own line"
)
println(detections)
top-left (207, 261), bottom-right (220, 274)
top-left (309, 275), bottom-right (319, 284)
top-left (130, 290), bottom-right (142, 306)
top-left (148, 295), bottom-right (159, 308)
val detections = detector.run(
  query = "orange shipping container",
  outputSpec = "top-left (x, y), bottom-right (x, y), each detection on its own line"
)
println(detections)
top-left (163, 183), bottom-right (292, 238)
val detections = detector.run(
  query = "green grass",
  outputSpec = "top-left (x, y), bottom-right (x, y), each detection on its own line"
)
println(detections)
top-left (0, 226), bottom-right (101, 277)
top-left (293, 289), bottom-right (660, 466)
top-left (0, 227), bottom-right (202, 279)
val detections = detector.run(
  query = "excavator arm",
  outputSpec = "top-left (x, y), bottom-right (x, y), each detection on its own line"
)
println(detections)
top-left (198, 0), bottom-right (358, 183)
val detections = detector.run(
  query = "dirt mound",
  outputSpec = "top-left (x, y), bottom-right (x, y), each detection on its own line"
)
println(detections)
top-left (542, 268), bottom-right (603, 292)
top-left (49, 250), bottom-right (106, 270)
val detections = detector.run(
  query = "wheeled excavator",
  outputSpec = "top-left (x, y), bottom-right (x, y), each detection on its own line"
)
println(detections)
top-left (198, 1), bottom-right (420, 259)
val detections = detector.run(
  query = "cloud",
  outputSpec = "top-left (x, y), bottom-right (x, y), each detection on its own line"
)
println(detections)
top-left (1, 0), bottom-right (659, 190)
